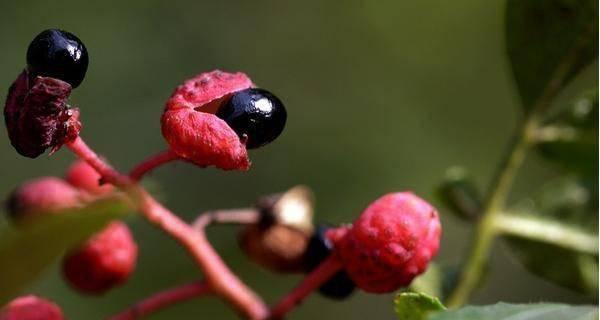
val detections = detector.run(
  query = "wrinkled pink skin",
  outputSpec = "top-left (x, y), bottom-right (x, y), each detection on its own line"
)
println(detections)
top-left (332, 192), bottom-right (441, 293)
top-left (65, 160), bottom-right (114, 195)
top-left (161, 70), bottom-right (253, 170)
top-left (0, 295), bottom-right (64, 320)
top-left (7, 177), bottom-right (83, 222)
top-left (4, 71), bottom-right (81, 158)
top-left (62, 221), bottom-right (138, 294)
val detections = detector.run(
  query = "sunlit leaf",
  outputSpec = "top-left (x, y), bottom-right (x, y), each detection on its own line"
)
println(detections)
top-left (394, 292), bottom-right (445, 320)
top-left (506, 0), bottom-right (598, 110)
top-left (503, 176), bottom-right (598, 294)
top-left (430, 303), bottom-right (598, 320)
top-left (410, 264), bottom-right (442, 298)
top-left (0, 197), bottom-right (132, 303)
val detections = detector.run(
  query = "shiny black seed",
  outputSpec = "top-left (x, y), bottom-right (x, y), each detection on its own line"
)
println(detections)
top-left (216, 88), bottom-right (287, 149)
top-left (304, 225), bottom-right (356, 300)
top-left (26, 29), bottom-right (89, 88)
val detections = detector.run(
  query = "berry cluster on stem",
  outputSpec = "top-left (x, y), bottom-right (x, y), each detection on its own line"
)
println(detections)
top-left (2, 28), bottom-right (442, 320)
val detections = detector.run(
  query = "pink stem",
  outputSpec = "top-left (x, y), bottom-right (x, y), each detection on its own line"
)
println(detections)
top-left (66, 137), bottom-right (268, 319)
top-left (129, 149), bottom-right (180, 181)
top-left (67, 137), bottom-right (129, 186)
top-left (269, 255), bottom-right (343, 319)
top-left (110, 281), bottom-right (211, 320)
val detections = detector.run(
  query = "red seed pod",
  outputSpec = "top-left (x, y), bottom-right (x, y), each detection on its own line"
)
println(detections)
top-left (161, 70), bottom-right (253, 170)
top-left (332, 192), bottom-right (441, 293)
top-left (62, 221), bottom-right (138, 294)
top-left (4, 71), bottom-right (81, 158)
top-left (6, 177), bottom-right (83, 222)
top-left (0, 295), bottom-right (64, 320)
top-left (65, 160), bottom-right (113, 195)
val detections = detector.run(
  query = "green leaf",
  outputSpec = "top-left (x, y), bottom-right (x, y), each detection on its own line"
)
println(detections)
top-left (410, 264), bottom-right (442, 298)
top-left (538, 128), bottom-right (598, 175)
top-left (430, 303), bottom-right (598, 320)
top-left (502, 176), bottom-right (598, 294)
top-left (394, 292), bottom-right (445, 320)
top-left (506, 0), bottom-right (598, 110)
top-left (0, 197), bottom-right (131, 303)
top-left (537, 90), bottom-right (599, 175)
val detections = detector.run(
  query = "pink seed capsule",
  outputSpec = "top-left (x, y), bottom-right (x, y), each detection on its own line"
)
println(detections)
top-left (332, 192), bottom-right (442, 293)
top-left (161, 70), bottom-right (253, 170)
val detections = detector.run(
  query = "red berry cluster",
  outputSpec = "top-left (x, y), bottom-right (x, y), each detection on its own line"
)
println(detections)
top-left (2, 28), bottom-right (442, 319)
top-left (238, 190), bottom-right (441, 295)
top-left (6, 160), bottom-right (138, 296)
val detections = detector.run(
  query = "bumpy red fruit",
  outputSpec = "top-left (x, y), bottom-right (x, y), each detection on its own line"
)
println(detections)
top-left (65, 160), bottom-right (114, 195)
top-left (161, 70), bottom-right (253, 170)
top-left (62, 221), bottom-right (138, 294)
top-left (0, 295), bottom-right (64, 320)
top-left (333, 192), bottom-right (441, 293)
top-left (6, 177), bottom-right (82, 222)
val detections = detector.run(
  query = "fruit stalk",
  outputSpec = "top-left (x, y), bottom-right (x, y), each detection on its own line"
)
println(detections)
top-left (269, 255), bottom-right (343, 319)
top-left (192, 208), bottom-right (260, 230)
top-left (128, 149), bottom-right (180, 181)
top-left (110, 281), bottom-right (210, 320)
top-left (66, 136), bottom-right (268, 319)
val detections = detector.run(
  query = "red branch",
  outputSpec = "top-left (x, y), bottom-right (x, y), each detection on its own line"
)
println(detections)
top-left (269, 255), bottom-right (344, 319)
top-left (110, 281), bottom-right (211, 320)
top-left (129, 149), bottom-right (180, 181)
top-left (66, 137), bottom-right (268, 319)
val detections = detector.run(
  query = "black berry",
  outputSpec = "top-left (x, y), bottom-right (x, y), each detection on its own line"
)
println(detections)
top-left (26, 29), bottom-right (89, 88)
top-left (216, 88), bottom-right (287, 149)
top-left (304, 225), bottom-right (356, 300)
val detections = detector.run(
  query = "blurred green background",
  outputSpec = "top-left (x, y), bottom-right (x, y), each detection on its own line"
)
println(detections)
top-left (0, 0), bottom-right (597, 319)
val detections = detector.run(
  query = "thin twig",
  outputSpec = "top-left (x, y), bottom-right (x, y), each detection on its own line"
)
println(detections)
top-left (269, 255), bottom-right (343, 319)
top-left (67, 137), bottom-right (268, 319)
top-left (495, 212), bottom-right (599, 254)
top-left (192, 208), bottom-right (260, 230)
top-left (110, 281), bottom-right (211, 320)
top-left (129, 149), bottom-right (180, 181)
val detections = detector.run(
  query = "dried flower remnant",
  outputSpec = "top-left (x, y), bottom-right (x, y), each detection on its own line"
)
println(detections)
top-left (4, 72), bottom-right (80, 158)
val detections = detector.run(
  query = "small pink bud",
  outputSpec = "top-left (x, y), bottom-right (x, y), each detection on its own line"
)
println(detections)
top-left (0, 295), bottom-right (64, 320)
top-left (6, 177), bottom-right (82, 222)
top-left (62, 221), bottom-right (138, 294)
top-left (65, 160), bottom-right (113, 195)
